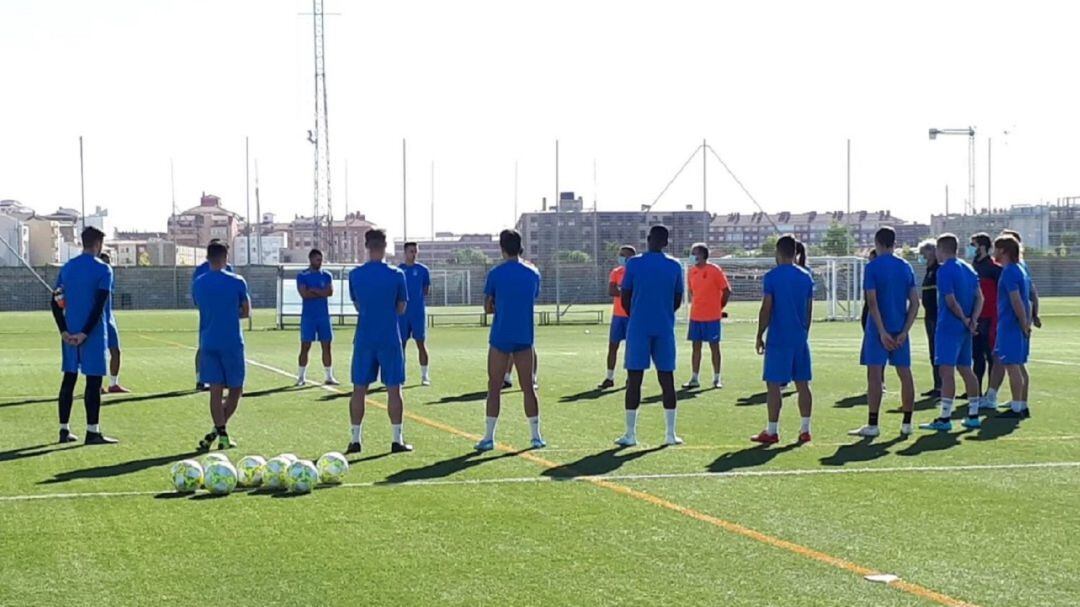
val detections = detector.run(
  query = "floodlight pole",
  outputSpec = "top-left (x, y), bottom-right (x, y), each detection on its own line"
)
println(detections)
top-left (928, 126), bottom-right (976, 215)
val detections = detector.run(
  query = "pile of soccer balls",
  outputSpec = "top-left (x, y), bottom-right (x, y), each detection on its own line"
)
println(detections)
top-left (169, 451), bottom-right (349, 496)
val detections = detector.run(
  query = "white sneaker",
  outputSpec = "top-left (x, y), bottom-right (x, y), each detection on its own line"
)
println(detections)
top-left (421, 377), bottom-right (431, 386)
top-left (295, 378), bottom-right (307, 387)
top-left (324, 377), bottom-right (340, 386)
top-left (713, 378), bottom-right (723, 389)
top-left (900, 423), bottom-right (913, 436)
top-left (665, 435), bottom-right (685, 446)
top-left (614, 435), bottom-right (637, 447)
top-left (847, 425), bottom-right (881, 438)
top-left (682, 379), bottom-right (701, 389)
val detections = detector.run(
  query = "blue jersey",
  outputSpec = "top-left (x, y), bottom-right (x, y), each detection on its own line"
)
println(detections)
top-left (622, 252), bottom-right (684, 337)
top-left (936, 258), bottom-right (979, 335)
top-left (296, 268), bottom-right (333, 319)
top-left (56, 253), bottom-right (113, 344)
top-left (863, 252), bottom-right (916, 334)
top-left (484, 259), bottom-right (541, 346)
top-left (762, 263), bottom-right (815, 348)
top-left (193, 269), bottom-right (249, 351)
top-left (997, 262), bottom-right (1031, 332)
top-left (399, 262), bottom-right (431, 318)
top-left (192, 261), bottom-right (233, 302)
top-left (349, 261), bottom-right (408, 348)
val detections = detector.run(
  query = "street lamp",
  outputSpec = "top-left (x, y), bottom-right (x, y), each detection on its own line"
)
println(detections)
top-left (928, 127), bottom-right (976, 215)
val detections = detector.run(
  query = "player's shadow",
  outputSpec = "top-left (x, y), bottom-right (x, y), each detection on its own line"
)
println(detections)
top-left (885, 397), bottom-right (938, 413)
top-left (559, 387), bottom-right (625, 403)
top-left (427, 390), bottom-right (489, 405)
top-left (707, 443), bottom-right (801, 473)
top-left (244, 385), bottom-right (310, 399)
top-left (819, 436), bottom-right (906, 467)
top-left (0, 443), bottom-right (81, 463)
top-left (378, 450), bottom-right (525, 484)
top-left (318, 392), bottom-right (350, 401)
top-left (37, 450), bottom-right (201, 484)
top-left (641, 388), bottom-right (702, 405)
top-left (964, 412), bottom-right (1022, 442)
top-left (104, 389), bottom-right (199, 406)
top-left (896, 429), bottom-right (973, 457)
top-left (737, 391), bottom-right (795, 406)
top-left (541, 446), bottom-right (665, 479)
top-left (0, 396), bottom-right (68, 409)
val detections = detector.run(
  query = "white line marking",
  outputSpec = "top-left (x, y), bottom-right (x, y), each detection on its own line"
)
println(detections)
top-left (1029, 358), bottom-right (1080, 367)
top-left (2, 461), bottom-right (1078, 503)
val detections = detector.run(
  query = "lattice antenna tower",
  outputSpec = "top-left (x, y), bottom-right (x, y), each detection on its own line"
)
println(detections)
top-left (307, 0), bottom-right (334, 254)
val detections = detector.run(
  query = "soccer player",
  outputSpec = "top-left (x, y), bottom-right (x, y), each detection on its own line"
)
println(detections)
top-left (919, 234), bottom-right (985, 431)
top-left (969, 232), bottom-right (1001, 405)
top-left (683, 243), bottom-right (731, 389)
top-left (192, 239), bottom-right (234, 391)
top-left (193, 241), bottom-right (250, 451)
top-left (984, 229), bottom-right (1039, 410)
top-left (50, 227), bottom-right (118, 444)
top-left (346, 229), bottom-right (413, 455)
top-left (918, 239), bottom-right (942, 397)
top-left (98, 253), bottom-right (130, 393)
top-left (295, 248), bottom-right (338, 386)
top-left (751, 235), bottom-right (815, 444)
top-left (399, 241), bottom-right (432, 386)
top-left (991, 234), bottom-right (1032, 417)
top-left (615, 225), bottom-right (685, 447)
top-left (476, 229), bottom-right (545, 451)
top-left (850, 227), bottom-right (919, 437)
top-left (598, 245), bottom-right (636, 389)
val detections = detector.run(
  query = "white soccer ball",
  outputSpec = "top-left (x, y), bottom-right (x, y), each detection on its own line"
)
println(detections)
top-left (169, 459), bottom-right (203, 493)
top-left (316, 451), bottom-right (349, 484)
top-left (202, 452), bottom-right (230, 468)
top-left (203, 461), bottom-right (238, 495)
top-left (287, 459), bottom-right (320, 494)
top-left (236, 455), bottom-right (267, 487)
top-left (278, 453), bottom-right (299, 464)
top-left (263, 456), bottom-right (292, 490)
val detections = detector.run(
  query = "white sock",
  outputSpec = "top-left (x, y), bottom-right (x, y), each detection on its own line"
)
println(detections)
top-left (690, 373), bottom-right (700, 382)
top-left (421, 365), bottom-right (429, 379)
top-left (109, 375), bottom-right (119, 387)
top-left (392, 423), bottom-right (403, 444)
top-left (324, 366), bottom-right (334, 380)
top-left (902, 422), bottom-right (913, 433)
top-left (1010, 401), bottom-right (1023, 413)
top-left (664, 408), bottom-right (677, 438)
top-left (350, 423), bottom-right (362, 443)
top-left (483, 416), bottom-right (498, 441)
top-left (1019, 400), bottom-right (1028, 411)
top-left (504, 372), bottom-right (513, 383)
top-left (985, 388), bottom-right (998, 406)
top-left (766, 421), bottom-right (779, 435)
top-left (939, 398), bottom-right (954, 419)
top-left (60, 423), bottom-right (70, 431)
top-left (713, 373), bottom-right (721, 383)
top-left (528, 416), bottom-right (541, 440)
top-left (800, 417), bottom-right (811, 433)
top-left (624, 409), bottom-right (638, 438)
top-left (87, 424), bottom-right (100, 433)
top-left (968, 397), bottom-right (981, 416)
top-left (297, 366), bottom-right (307, 381)
top-left (605, 368), bottom-right (615, 381)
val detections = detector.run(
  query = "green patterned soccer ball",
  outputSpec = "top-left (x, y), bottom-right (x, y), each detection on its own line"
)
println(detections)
top-left (236, 455), bottom-right (266, 487)
top-left (170, 459), bottom-right (203, 493)
top-left (203, 461), bottom-right (238, 495)
top-left (202, 452), bottom-right (230, 468)
top-left (316, 452), bottom-right (349, 484)
top-left (278, 453), bottom-right (299, 464)
top-left (287, 459), bottom-right (319, 494)
top-left (263, 456), bottom-right (291, 490)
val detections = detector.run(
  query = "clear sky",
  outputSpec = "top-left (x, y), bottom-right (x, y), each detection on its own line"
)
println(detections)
top-left (2, 0), bottom-right (1078, 239)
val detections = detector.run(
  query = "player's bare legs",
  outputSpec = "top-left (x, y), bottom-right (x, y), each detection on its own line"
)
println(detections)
top-left (616, 370), bottom-right (645, 446)
top-left (795, 380), bottom-right (812, 440)
top-left (657, 370), bottom-right (682, 445)
top-left (297, 341), bottom-right (312, 385)
top-left (479, 348), bottom-right (513, 450)
top-left (512, 348), bottom-right (544, 447)
top-left (385, 384), bottom-right (412, 452)
top-left (346, 385), bottom-right (368, 453)
top-left (319, 341), bottom-right (337, 384)
top-left (709, 341), bottom-right (723, 388)
top-left (685, 341), bottom-right (703, 388)
top-left (416, 339), bottom-right (431, 385)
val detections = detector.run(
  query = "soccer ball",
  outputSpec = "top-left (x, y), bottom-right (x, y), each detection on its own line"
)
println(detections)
top-left (263, 456), bottom-right (292, 490)
top-left (202, 452), bottom-right (230, 468)
top-left (316, 451), bottom-right (349, 484)
top-left (278, 453), bottom-right (299, 463)
top-left (203, 461), bottom-right (238, 495)
top-left (169, 459), bottom-right (203, 493)
top-left (236, 455), bottom-right (267, 487)
top-left (287, 459), bottom-right (319, 494)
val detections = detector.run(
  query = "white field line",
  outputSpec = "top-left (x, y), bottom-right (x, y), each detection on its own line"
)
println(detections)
top-left (2, 461), bottom-right (1079, 503)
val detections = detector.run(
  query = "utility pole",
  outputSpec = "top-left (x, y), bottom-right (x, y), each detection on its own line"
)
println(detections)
top-left (309, 0), bottom-right (332, 253)
top-left (402, 138), bottom-right (408, 244)
top-left (702, 138), bottom-right (708, 243)
top-left (245, 137), bottom-right (251, 266)
top-left (255, 160), bottom-right (263, 266)
top-left (554, 139), bottom-right (561, 320)
top-left (846, 138), bottom-right (851, 215)
top-left (78, 136), bottom-right (86, 233)
top-left (513, 160), bottom-right (519, 228)
top-left (987, 138), bottom-right (993, 214)
top-left (430, 160), bottom-right (435, 241)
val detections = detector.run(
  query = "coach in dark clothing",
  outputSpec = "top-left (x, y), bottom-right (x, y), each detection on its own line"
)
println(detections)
top-left (969, 232), bottom-right (1002, 391)
top-left (919, 240), bottom-right (941, 397)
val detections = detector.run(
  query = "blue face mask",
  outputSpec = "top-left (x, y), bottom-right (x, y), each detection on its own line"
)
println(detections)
top-left (965, 245), bottom-right (978, 259)
top-left (917, 255), bottom-right (926, 265)
top-left (616, 256), bottom-right (628, 267)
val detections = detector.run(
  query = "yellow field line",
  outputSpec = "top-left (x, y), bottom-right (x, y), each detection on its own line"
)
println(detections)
top-left (140, 333), bottom-right (977, 607)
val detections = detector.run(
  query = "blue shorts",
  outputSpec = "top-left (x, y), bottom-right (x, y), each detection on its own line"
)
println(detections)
top-left (934, 330), bottom-right (972, 367)
top-left (199, 348), bottom-right (246, 388)
top-left (763, 342), bottom-right (812, 384)
top-left (352, 343), bottom-right (406, 387)
top-left (609, 316), bottom-right (629, 343)
top-left (399, 314), bottom-right (427, 342)
top-left (107, 322), bottom-right (120, 350)
top-left (994, 327), bottom-right (1030, 365)
top-left (490, 341), bottom-right (532, 355)
top-left (686, 320), bottom-right (722, 343)
top-left (61, 340), bottom-right (108, 377)
top-left (625, 331), bottom-right (677, 372)
top-left (860, 331), bottom-right (912, 367)
top-left (300, 315), bottom-right (333, 343)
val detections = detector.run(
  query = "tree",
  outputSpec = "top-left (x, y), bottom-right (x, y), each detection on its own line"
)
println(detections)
top-left (759, 234), bottom-right (779, 257)
top-left (821, 222), bottom-right (854, 256)
top-left (450, 248), bottom-right (491, 265)
top-left (602, 241), bottom-right (623, 261)
top-left (556, 250), bottom-right (592, 264)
